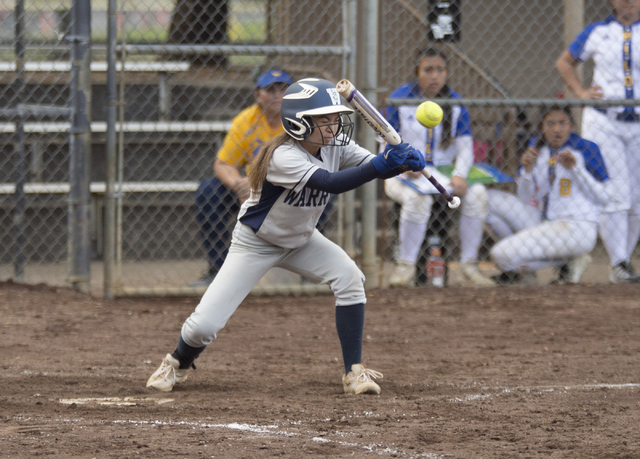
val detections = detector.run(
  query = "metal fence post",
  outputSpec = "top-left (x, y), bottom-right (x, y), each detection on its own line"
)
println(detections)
top-left (104, 0), bottom-right (117, 299)
top-left (357, 0), bottom-right (380, 289)
top-left (342, 0), bottom-right (357, 259)
top-left (68, 0), bottom-right (92, 294)
top-left (12, 0), bottom-right (26, 282)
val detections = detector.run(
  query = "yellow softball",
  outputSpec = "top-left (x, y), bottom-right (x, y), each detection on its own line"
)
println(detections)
top-left (416, 101), bottom-right (443, 129)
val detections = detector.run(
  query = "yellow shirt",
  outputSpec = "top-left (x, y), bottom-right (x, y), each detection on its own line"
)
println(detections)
top-left (216, 104), bottom-right (284, 175)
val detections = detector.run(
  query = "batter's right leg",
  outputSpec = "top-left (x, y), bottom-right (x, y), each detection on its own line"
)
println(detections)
top-left (183, 224), bottom-right (284, 347)
top-left (147, 224), bottom-right (283, 391)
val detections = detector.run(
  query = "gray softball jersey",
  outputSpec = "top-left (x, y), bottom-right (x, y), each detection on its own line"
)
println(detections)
top-left (239, 139), bottom-right (373, 248)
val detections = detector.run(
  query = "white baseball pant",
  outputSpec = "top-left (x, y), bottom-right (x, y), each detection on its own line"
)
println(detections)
top-left (490, 219), bottom-right (597, 273)
top-left (384, 177), bottom-right (487, 264)
top-left (582, 107), bottom-right (640, 265)
top-left (181, 224), bottom-right (366, 348)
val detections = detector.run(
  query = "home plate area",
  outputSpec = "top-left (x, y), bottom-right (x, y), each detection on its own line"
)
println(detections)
top-left (2, 281), bottom-right (639, 457)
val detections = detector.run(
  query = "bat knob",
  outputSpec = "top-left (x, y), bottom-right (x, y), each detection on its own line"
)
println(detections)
top-left (447, 196), bottom-right (461, 209)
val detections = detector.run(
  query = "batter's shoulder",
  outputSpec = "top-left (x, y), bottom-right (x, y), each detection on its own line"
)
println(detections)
top-left (271, 141), bottom-right (304, 162)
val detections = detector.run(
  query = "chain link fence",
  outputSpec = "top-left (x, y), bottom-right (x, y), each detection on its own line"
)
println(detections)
top-left (0, 0), bottom-right (74, 288)
top-left (378, 0), bottom-right (634, 288)
top-left (0, 0), bottom-right (635, 296)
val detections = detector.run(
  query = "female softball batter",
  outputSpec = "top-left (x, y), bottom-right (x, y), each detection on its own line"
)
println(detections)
top-left (146, 78), bottom-right (426, 395)
top-left (489, 105), bottom-right (613, 281)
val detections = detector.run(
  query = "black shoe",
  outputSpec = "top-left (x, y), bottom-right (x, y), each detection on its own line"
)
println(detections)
top-left (610, 262), bottom-right (640, 284)
top-left (621, 261), bottom-right (637, 276)
top-left (550, 264), bottom-right (570, 284)
top-left (491, 271), bottom-right (521, 285)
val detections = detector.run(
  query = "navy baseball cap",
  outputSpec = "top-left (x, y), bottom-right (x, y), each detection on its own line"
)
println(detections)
top-left (255, 69), bottom-right (292, 89)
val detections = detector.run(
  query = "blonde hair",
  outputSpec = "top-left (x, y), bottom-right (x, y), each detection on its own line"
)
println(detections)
top-left (249, 131), bottom-right (293, 191)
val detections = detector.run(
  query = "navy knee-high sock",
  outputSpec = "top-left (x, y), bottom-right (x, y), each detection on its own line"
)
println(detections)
top-left (172, 335), bottom-right (206, 370)
top-left (335, 303), bottom-right (365, 374)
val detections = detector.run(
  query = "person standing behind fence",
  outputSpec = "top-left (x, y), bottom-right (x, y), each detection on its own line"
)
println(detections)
top-left (490, 105), bottom-right (613, 283)
top-left (556, 0), bottom-right (640, 283)
top-left (191, 68), bottom-right (292, 287)
top-left (384, 47), bottom-right (495, 288)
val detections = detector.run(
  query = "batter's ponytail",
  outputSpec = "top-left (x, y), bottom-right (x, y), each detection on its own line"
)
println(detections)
top-left (249, 132), bottom-right (292, 191)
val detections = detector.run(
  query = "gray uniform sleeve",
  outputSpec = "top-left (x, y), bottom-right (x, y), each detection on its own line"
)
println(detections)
top-left (267, 145), bottom-right (320, 193)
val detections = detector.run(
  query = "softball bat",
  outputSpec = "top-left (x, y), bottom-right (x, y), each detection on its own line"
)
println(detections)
top-left (336, 79), bottom-right (460, 209)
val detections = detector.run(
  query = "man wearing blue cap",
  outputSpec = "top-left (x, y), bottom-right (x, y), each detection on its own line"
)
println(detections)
top-left (191, 68), bottom-right (292, 286)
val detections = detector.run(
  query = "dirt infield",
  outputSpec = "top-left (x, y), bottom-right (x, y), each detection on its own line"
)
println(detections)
top-left (2, 280), bottom-right (639, 458)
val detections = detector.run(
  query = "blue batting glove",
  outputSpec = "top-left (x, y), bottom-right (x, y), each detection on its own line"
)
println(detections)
top-left (402, 147), bottom-right (427, 172)
top-left (370, 142), bottom-right (414, 174)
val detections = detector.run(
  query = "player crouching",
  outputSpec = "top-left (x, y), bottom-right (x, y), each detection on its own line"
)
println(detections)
top-left (146, 78), bottom-right (426, 395)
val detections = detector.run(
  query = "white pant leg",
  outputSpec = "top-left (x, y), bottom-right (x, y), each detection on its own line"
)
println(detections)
top-left (582, 108), bottom-right (631, 213)
top-left (458, 184), bottom-right (488, 263)
top-left (583, 108), bottom-right (632, 266)
top-left (599, 210), bottom-right (629, 266)
top-left (622, 121), bottom-right (640, 258)
top-left (385, 177), bottom-right (434, 264)
top-left (277, 229), bottom-right (366, 306)
top-left (628, 214), bottom-right (640, 260)
top-left (182, 224), bottom-right (284, 347)
top-left (490, 220), bottom-right (597, 273)
top-left (486, 189), bottom-right (540, 239)
top-left (384, 176), bottom-right (434, 224)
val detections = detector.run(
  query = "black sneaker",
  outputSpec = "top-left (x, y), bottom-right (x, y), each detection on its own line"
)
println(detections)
top-left (621, 261), bottom-right (638, 276)
top-left (550, 264), bottom-right (571, 284)
top-left (491, 271), bottom-right (521, 285)
top-left (610, 262), bottom-right (640, 284)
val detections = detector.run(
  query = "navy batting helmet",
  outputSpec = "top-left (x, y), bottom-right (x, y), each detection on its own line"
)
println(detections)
top-left (280, 78), bottom-right (354, 144)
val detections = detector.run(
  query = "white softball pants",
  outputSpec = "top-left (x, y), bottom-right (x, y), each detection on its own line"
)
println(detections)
top-left (485, 189), bottom-right (540, 239)
top-left (181, 223), bottom-right (366, 347)
top-left (582, 107), bottom-right (640, 264)
top-left (384, 176), bottom-right (487, 263)
top-left (490, 219), bottom-right (598, 273)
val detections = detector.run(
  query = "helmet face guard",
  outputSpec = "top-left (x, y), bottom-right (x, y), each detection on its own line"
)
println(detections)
top-left (281, 78), bottom-right (354, 145)
top-left (303, 113), bottom-right (354, 147)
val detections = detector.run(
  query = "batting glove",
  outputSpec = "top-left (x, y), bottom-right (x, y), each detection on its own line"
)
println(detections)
top-left (401, 147), bottom-right (426, 172)
top-left (370, 142), bottom-right (414, 174)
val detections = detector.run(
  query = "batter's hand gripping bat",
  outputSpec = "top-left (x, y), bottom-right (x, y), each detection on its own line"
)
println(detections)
top-left (336, 79), bottom-right (461, 209)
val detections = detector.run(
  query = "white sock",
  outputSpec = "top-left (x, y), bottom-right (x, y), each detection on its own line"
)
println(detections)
top-left (459, 215), bottom-right (484, 264)
top-left (398, 218), bottom-right (428, 264)
top-left (599, 211), bottom-right (629, 266)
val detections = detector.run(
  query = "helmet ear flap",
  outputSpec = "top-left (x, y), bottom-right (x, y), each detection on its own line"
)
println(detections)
top-left (283, 116), bottom-right (313, 140)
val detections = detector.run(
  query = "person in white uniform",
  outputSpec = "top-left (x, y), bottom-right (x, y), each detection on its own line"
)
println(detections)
top-left (384, 47), bottom-right (495, 288)
top-left (556, 0), bottom-right (640, 283)
top-left (146, 78), bottom-right (426, 395)
top-left (490, 105), bottom-right (613, 282)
